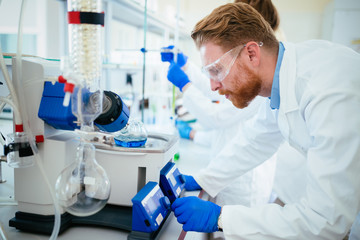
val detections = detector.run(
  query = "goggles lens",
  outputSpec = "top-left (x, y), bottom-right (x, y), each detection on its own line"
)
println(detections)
top-left (202, 42), bottom-right (263, 82)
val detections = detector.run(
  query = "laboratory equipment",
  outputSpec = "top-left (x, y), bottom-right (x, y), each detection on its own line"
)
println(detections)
top-left (95, 90), bottom-right (130, 132)
top-left (4, 0), bottom-right (180, 237)
top-left (55, 142), bottom-right (111, 217)
top-left (4, 131), bottom-right (34, 168)
top-left (130, 182), bottom-right (170, 234)
top-left (7, 57), bottom-right (179, 237)
top-left (50, 0), bottom-right (108, 217)
top-left (128, 161), bottom-right (186, 239)
top-left (159, 161), bottom-right (185, 203)
top-left (38, 82), bottom-right (130, 132)
top-left (114, 118), bottom-right (148, 147)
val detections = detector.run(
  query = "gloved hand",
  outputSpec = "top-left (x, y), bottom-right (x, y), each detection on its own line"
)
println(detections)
top-left (175, 120), bottom-right (192, 139)
top-left (167, 61), bottom-right (190, 91)
top-left (181, 174), bottom-right (202, 191)
top-left (161, 45), bottom-right (188, 67)
top-left (171, 196), bottom-right (221, 232)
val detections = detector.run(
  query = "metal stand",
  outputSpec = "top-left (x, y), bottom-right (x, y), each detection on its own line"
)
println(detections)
top-left (0, 156), bottom-right (6, 183)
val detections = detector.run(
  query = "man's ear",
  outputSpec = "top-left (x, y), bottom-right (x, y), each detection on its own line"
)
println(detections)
top-left (245, 41), bottom-right (261, 66)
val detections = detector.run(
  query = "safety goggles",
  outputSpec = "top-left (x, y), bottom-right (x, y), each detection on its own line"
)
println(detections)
top-left (202, 42), bottom-right (263, 82)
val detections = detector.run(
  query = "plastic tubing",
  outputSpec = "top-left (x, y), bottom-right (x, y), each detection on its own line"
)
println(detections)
top-left (0, 94), bottom-right (11, 114)
top-left (0, 46), bottom-right (22, 126)
top-left (0, 97), bottom-right (21, 122)
top-left (15, 0), bottom-right (61, 239)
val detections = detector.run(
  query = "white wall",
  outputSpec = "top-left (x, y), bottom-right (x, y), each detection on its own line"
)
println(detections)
top-left (273, 0), bottom-right (332, 42)
top-left (0, 0), bottom-right (64, 58)
top-left (324, 0), bottom-right (360, 53)
top-left (180, 0), bottom-right (334, 66)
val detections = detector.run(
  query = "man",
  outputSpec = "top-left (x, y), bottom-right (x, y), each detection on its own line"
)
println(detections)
top-left (162, 0), bottom-right (290, 208)
top-left (171, 2), bottom-right (360, 239)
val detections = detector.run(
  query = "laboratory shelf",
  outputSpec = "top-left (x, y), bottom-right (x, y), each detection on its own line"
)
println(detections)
top-left (105, 0), bottom-right (190, 39)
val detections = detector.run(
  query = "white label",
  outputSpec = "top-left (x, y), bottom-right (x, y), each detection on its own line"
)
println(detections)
top-left (166, 166), bottom-right (177, 187)
top-left (84, 176), bottom-right (95, 185)
top-left (176, 186), bottom-right (181, 196)
top-left (156, 213), bottom-right (163, 226)
top-left (169, 175), bottom-right (177, 188)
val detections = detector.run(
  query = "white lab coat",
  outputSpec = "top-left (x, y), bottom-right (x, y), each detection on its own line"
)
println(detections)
top-left (350, 212), bottom-right (360, 240)
top-left (195, 40), bottom-right (360, 239)
top-left (182, 61), bottom-right (277, 207)
top-left (272, 141), bottom-right (307, 204)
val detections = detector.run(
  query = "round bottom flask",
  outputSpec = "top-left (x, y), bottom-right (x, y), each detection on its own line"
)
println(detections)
top-left (55, 142), bottom-right (110, 216)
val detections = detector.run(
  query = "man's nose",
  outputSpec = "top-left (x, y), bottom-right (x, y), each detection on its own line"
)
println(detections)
top-left (210, 79), bottom-right (221, 91)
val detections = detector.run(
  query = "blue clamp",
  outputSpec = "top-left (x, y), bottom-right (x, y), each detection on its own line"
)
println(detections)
top-left (38, 81), bottom-right (78, 130)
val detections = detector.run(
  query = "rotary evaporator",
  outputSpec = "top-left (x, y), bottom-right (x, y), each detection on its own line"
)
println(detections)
top-left (2, 0), bottom-right (185, 239)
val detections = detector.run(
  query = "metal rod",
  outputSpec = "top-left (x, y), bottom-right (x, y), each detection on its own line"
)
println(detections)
top-left (141, 0), bottom-right (148, 123)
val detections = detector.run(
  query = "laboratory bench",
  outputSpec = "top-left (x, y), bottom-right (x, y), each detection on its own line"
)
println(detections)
top-left (0, 118), bottom-right (212, 240)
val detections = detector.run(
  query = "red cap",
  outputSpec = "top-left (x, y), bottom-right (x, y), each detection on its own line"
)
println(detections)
top-left (35, 135), bottom-right (44, 143)
top-left (64, 82), bottom-right (75, 93)
top-left (58, 75), bottom-right (67, 83)
top-left (15, 124), bottom-right (24, 132)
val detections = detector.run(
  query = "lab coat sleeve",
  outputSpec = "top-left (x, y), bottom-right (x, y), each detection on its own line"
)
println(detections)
top-left (193, 130), bottom-right (214, 147)
top-left (194, 99), bottom-right (284, 197)
top-left (221, 90), bottom-right (360, 239)
top-left (183, 85), bottom-right (263, 129)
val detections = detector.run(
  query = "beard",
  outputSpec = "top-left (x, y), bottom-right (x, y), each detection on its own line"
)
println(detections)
top-left (219, 61), bottom-right (261, 109)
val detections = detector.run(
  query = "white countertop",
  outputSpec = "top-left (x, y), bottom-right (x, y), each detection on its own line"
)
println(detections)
top-left (0, 120), bottom-right (211, 240)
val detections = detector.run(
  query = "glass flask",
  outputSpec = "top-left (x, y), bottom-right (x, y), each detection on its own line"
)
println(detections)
top-left (114, 119), bottom-right (148, 147)
top-left (55, 142), bottom-right (110, 216)
top-left (71, 87), bottom-right (103, 130)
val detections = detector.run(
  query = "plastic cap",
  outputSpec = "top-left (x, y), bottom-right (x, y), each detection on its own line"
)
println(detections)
top-left (35, 135), bottom-right (44, 143)
top-left (64, 82), bottom-right (75, 93)
top-left (15, 124), bottom-right (24, 132)
top-left (58, 75), bottom-right (67, 83)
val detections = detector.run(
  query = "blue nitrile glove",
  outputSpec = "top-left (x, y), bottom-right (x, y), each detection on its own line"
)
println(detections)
top-left (181, 174), bottom-right (202, 191)
top-left (161, 45), bottom-right (188, 67)
top-left (167, 61), bottom-right (190, 91)
top-left (175, 120), bottom-right (192, 139)
top-left (171, 196), bottom-right (221, 232)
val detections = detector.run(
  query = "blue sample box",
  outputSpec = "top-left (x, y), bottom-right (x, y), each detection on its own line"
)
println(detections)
top-left (159, 162), bottom-right (185, 203)
top-left (131, 182), bottom-right (171, 233)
